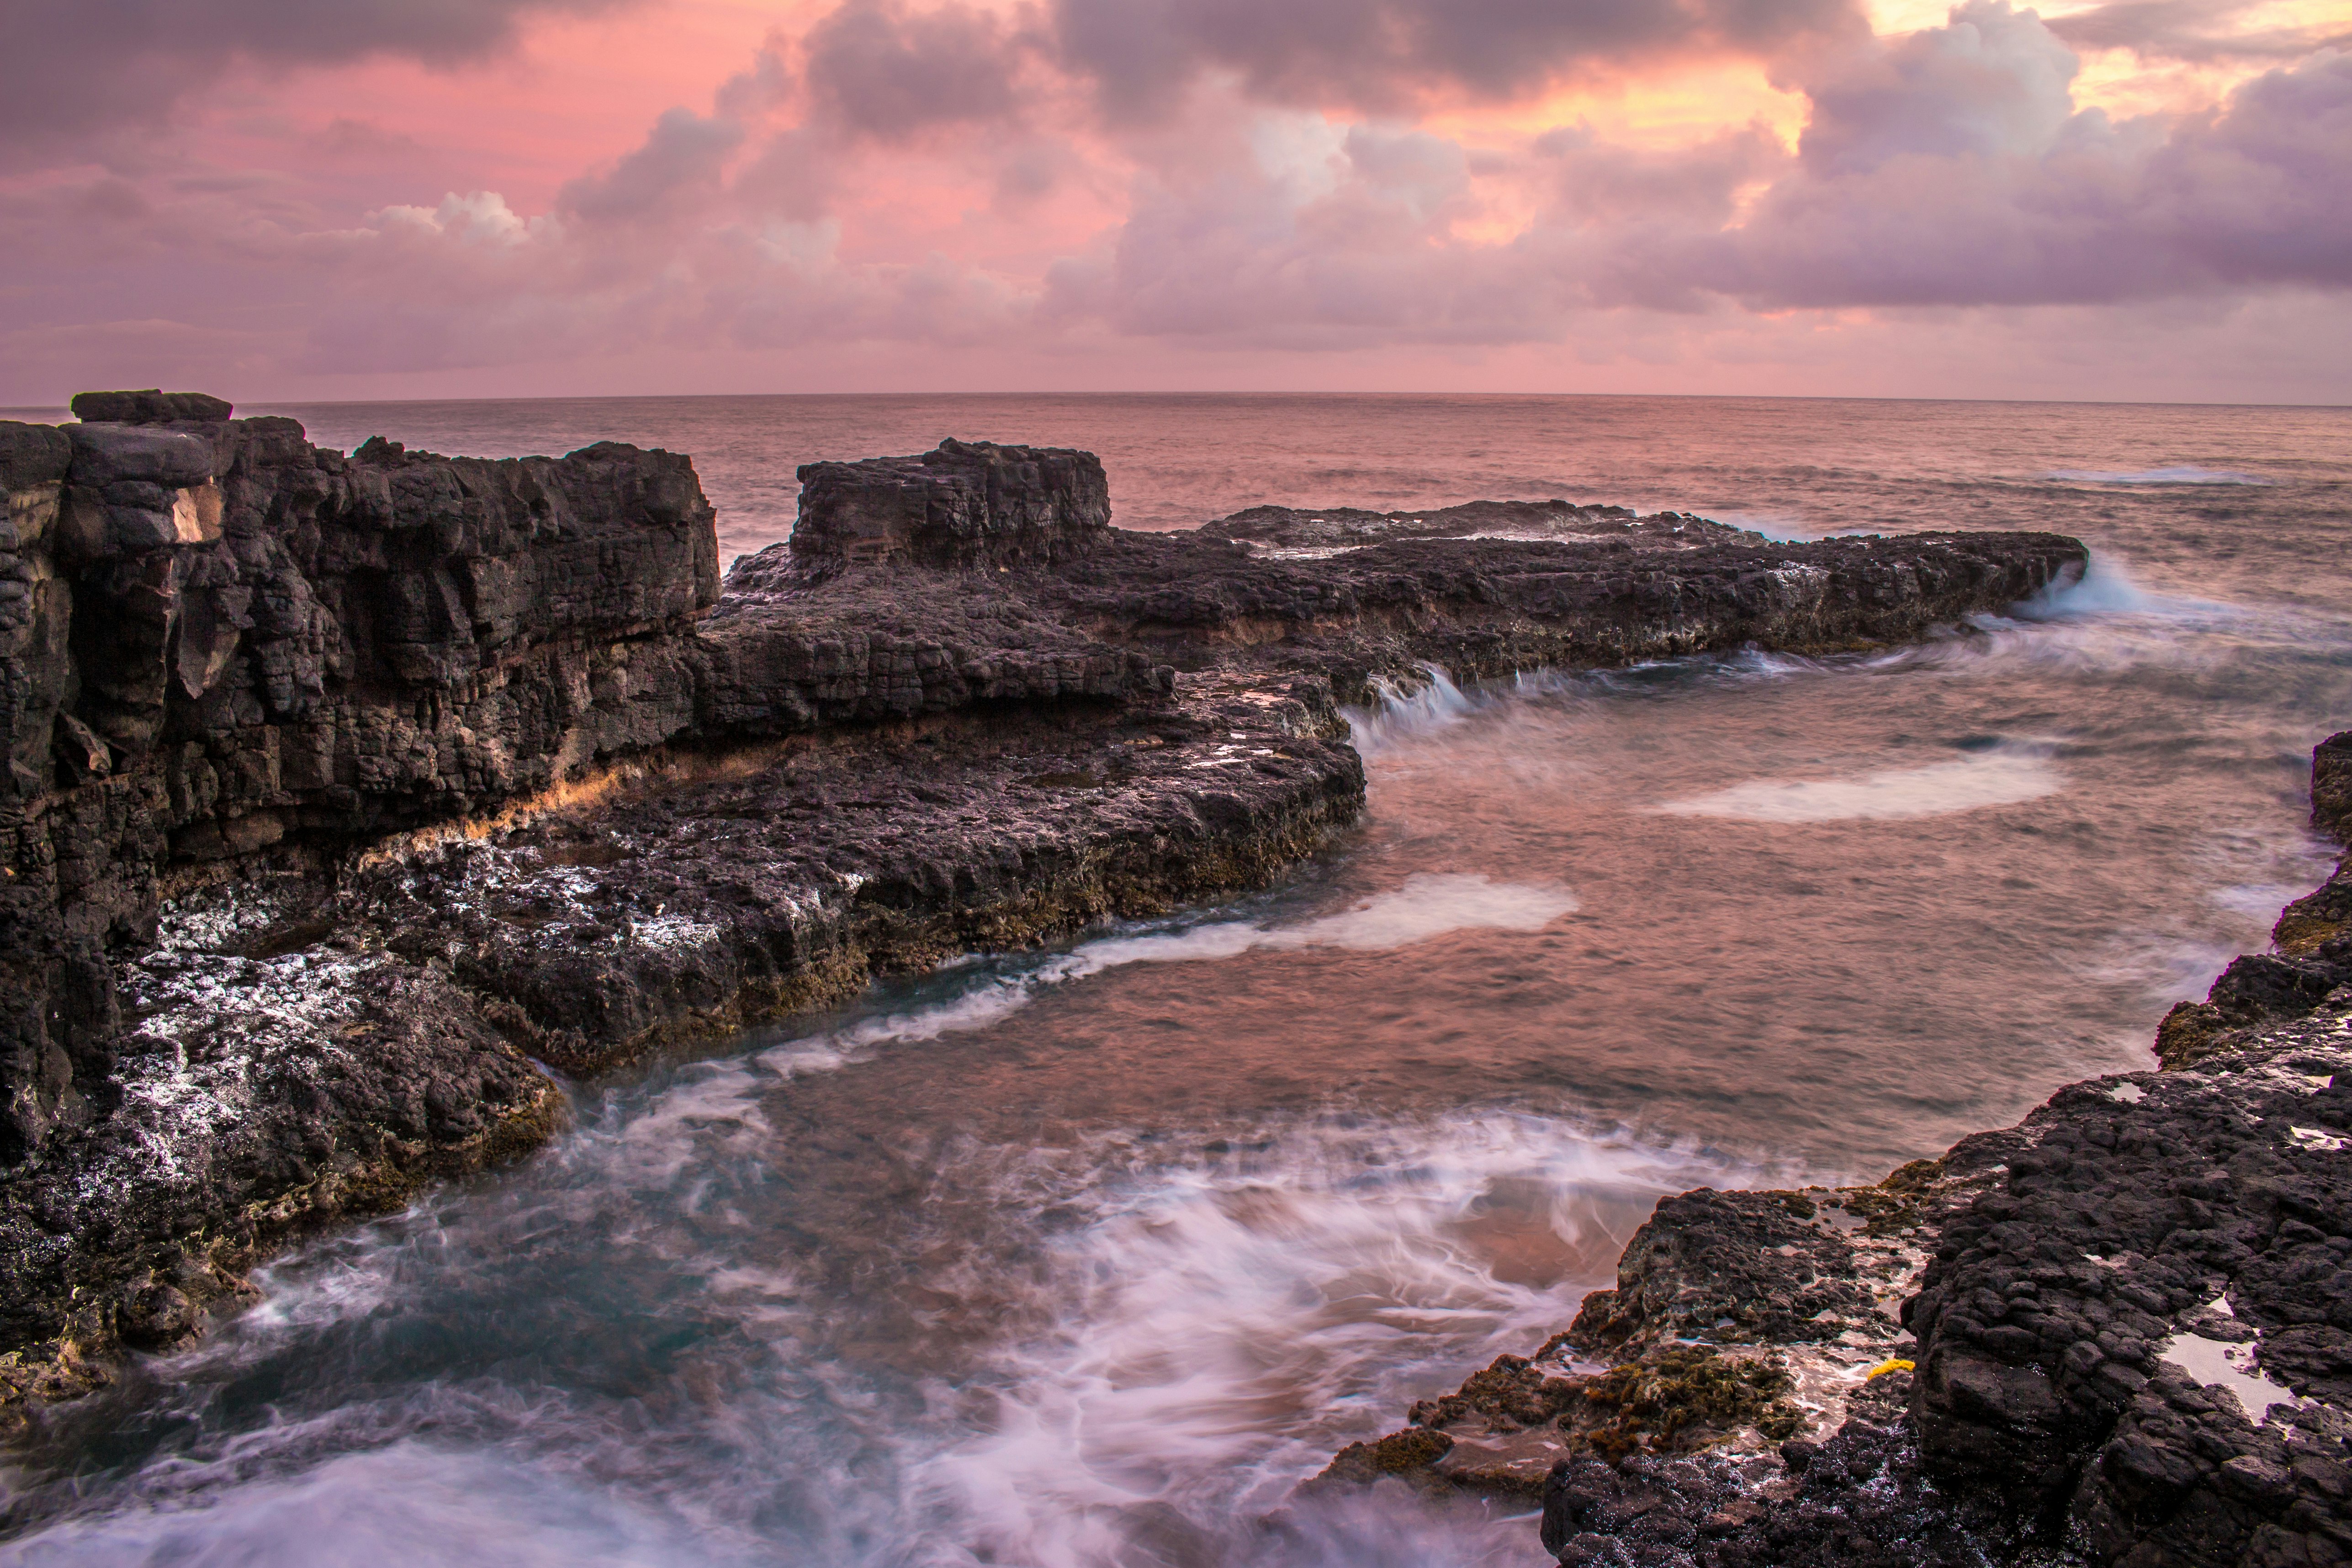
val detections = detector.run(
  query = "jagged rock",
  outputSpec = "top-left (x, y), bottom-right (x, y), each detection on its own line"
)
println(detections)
top-left (2154, 736), bottom-right (2352, 1070)
top-left (346, 686), bottom-right (1361, 1076)
top-left (1042, 528), bottom-right (2086, 699)
top-left (1568, 1188), bottom-right (1891, 1352)
top-left (68, 390), bottom-right (235, 424)
top-left (1904, 1024), bottom-right (2352, 1564)
top-left (2315, 733), bottom-right (2352, 838)
top-left (791, 438), bottom-right (1110, 570)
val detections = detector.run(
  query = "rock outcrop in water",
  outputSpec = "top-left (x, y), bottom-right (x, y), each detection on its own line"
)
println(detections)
top-left (0, 402), bottom-right (2086, 1430)
top-left (1319, 733), bottom-right (2352, 1568)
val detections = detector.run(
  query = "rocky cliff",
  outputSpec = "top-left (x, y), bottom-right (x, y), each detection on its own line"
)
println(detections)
top-left (0, 405), bottom-right (2088, 1436)
top-left (0, 394), bottom-right (719, 1165)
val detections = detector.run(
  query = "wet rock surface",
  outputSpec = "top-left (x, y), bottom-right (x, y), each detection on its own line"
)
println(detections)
top-left (1202, 498), bottom-right (1763, 554)
top-left (1040, 527), bottom-right (2084, 698)
top-left (0, 411), bottom-right (2088, 1432)
top-left (1315, 735), bottom-right (2352, 1566)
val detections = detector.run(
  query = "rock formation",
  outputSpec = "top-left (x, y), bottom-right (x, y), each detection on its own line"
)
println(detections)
top-left (0, 399), bottom-right (2087, 1434)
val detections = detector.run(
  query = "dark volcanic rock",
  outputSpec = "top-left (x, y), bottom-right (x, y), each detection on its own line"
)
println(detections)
top-left (67, 390), bottom-right (235, 426)
top-left (1047, 527), bottom-right (2085, 699)
top-left (0, 405), bottom-right (719, 1163)
top-left (791, 438), bottom-right (1110, 570)
top-left (1532, 1386), bottom-right (2043, 1568)
top-left (1204, 498), bottom-right (1762, 553)
top-left (0, 406), bottom-right (2093, 1439)
top-left (1904, 1022), bottom-right (2352, 1564)
top-left (2156, 731), bottom-right (2352, 1071)
top-left (0, 944), bottom-right (563, 1410)
top-left (350, 684), bottom-right (1361, 1076)
top-left (1569, 1188), bottom-right (1894, 1353)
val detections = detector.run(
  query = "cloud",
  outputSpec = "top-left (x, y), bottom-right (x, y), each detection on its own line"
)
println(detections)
top-left (1051, 0), bottom-right (1869, 120)
top-left (1673, 29), bottom-right (2352, 307)
top-left (0, 0), bottom-right (637, 169)
top-left (1797, 0), bottom-right (2080, 174)
top-left (559, 108), bottom-right (745, 225)
top-left (2047, 0), bottom-right (2352, 65)
top-left (803, 0), bottom-right (1030, 139)
top-left (4, 0), bottom-right (2350, 403)
top-left (1040, 7), bottom-right (2352, 339)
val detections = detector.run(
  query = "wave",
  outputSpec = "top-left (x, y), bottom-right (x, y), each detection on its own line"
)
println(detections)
top-left (885, 1109), bottom-right (1746, 1566)
top-left (2, 1101), bottom-right (1747, 1567)
top-left (1651, 740), bottom-right (2061, 824)
top-left (699, 872), bottom-right (1580, 1092)
top-left (2045, 465), bottom-right (2273, 486)
top-left (1341, 665), bottom-right (1478, 752)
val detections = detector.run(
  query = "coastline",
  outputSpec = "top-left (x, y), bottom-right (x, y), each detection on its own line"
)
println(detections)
top-left (1313, 732), bottom-right (2352, 1566)
top-left (0, 399), bottom-right (2092, 1477)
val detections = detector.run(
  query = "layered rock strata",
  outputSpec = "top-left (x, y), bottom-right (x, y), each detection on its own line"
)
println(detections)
top-left (0, 406), bottom-right (2086, 1434)
top-left (1319, 733), bottom-right (2352, 1568)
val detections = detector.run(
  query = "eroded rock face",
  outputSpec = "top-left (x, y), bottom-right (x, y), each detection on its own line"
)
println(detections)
top-left (1904, 1028), bottom-right (2352, 1565)
top-left (0, 402), bottom-right (719, 1163)
top-left (67, 390), bottom-right (234, 426)
top-left (2156, 730), bottom-right (2352, 1071)
top-left (1568, 1189), bottom-right (1892, 1353)
top-left (1043, 528), bottom-right (2086, 699)
top-left (791, 438), bottom-right (1111, 570)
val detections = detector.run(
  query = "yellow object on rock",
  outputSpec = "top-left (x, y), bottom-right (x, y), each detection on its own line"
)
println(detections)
top-left (1865, 1358), bottom-right (1915, 1380)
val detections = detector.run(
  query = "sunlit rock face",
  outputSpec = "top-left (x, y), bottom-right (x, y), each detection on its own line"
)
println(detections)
top-left (0, 392), bottom-right (720, 1162)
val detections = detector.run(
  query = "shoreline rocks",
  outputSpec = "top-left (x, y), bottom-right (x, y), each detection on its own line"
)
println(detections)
top-left (1314, 733), bottom-right (2352, 1568)
top-left (0, 399), bottom-right (2088, 1438)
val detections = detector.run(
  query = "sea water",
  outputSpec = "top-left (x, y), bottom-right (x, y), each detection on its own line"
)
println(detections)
top-left (2, 394), bottom-right (2348, 1565)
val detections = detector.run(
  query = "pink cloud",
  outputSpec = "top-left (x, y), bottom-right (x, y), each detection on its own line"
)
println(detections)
top-left (1, 0), bottom-right (2347, 405)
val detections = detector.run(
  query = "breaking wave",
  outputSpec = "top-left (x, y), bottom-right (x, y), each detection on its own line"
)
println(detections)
top-left (2045, 466), bottom-right (2273, 486)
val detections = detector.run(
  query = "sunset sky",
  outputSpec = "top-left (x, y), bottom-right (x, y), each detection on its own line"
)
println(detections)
top-left (5, 0), bottom-right (2349, 404)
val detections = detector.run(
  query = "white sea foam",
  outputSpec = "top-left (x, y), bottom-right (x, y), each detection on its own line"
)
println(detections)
top-left (1083, 873), bottom-right (1576, 962)
top-left (2047, 465), bottom-right (2273, 486)
top-left (1652, 745), bottom-right (2060, 823)
top-left (22, 1092), bottom-right (1743, 1568)
top-left (0, 1444), bottom-right (736, 1568)
top-left (1342, 665), bottom-right (1478, 752)
top-left (892, 1112), bottom-right (1742, 1566)
top-left (732, 873), bottom-right (1578, 1075)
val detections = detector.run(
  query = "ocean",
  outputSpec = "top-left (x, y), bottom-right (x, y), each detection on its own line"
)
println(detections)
top-left (3, 393), bottom-right (2349, 1565)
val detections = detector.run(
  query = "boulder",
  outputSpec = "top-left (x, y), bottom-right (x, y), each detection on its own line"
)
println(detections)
top-left (67, 389), bottom-right (235, 424)
top-left (792, 437), bottom-right (1111, 570)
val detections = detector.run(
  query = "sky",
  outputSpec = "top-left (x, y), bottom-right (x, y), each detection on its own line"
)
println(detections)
top-left (3, 0), bottom-right (2349, 405)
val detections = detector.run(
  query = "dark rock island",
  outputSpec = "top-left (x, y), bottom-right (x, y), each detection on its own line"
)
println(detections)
top-left (0, 392), bottom-right (2151, 1559)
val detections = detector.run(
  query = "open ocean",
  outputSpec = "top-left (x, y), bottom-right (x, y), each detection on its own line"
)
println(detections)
top-left (4, 394), bottom-right (2350, 1566)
